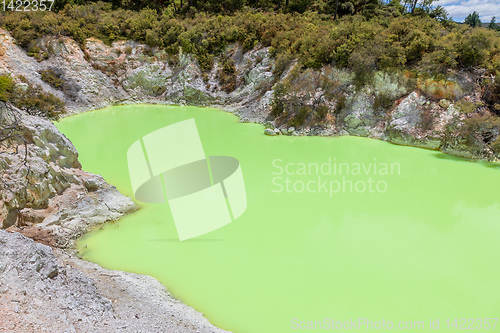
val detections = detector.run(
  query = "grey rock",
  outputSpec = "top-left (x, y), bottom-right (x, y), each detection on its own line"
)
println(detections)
top-left (264, 128), bottom-right (276, 136)
top-left (0, 103), bottom-right (138, 248)
top-left (0, 230), bottom-right (230, 333)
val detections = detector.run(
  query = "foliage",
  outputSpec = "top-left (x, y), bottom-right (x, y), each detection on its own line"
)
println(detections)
top-left (455, 99), bottom-right (483, 114)
top-left (0, 73), bottom-right (65, 120)
top-left (11, 84), bottom-right (65, 120)
top-left (482, 77), bottom-right (500, 115)
top-left (492, 135), bottom-right (500, 156)
top-left (0, 0), bottom-right (500, 78)
top-left (488, 17), bottom-right (500, 32)
top-left (273, 51), bottom-right (294, 78)
top-left (334, 93), bottom-right (346, 114)
top-left (40, 69), bottom-right (64, 89)
top-left (464, 11), bottom-right (481, 28)
top-left (0, 74), bottom-right (15, 102)
top-left (461, 114), bottom-right (500, 150)
top-left (0, 2), bottom-right (499, 82)
top-left (217, 55), bottom-right (237, 93)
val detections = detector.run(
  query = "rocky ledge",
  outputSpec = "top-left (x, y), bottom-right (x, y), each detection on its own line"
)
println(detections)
top-left (0, 102), bottom-right (137, 249)
top-left (0, 230), bottom-right (228, 333)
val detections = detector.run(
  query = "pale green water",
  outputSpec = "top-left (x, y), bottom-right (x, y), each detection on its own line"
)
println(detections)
top-left (56, 104), bottom-right (500, 333)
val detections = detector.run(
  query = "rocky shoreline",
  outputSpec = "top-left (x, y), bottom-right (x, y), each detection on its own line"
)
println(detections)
top-left (1, 27), bottom-right (499, 333)
top-left (0, 230), bottom-right (229, 333)
top-left (0, 102), bottom-right (229, 332)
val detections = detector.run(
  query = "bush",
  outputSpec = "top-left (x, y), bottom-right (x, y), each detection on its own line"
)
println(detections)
top-left (217, 55), bottom-right (237, 93)
top-left (456, 30), bottom-right (492, 68)
top-left (0, 74), bottom-right (14, 102)
top-left (456, 99), bottom-right (483, 114)
top-left (316, 104), bottom-right (329, 119)
top-left (461, 115), bottom-right (500, 150)
top-left (270, 82), bottom-right (287, 117)
top-left (273, 51), bottom-right (294, 78)
top-left (334, 93), bottom-right (347, 115)
top-left (0, 3), bottom-right (499, 82)
top-left (287, 106), bottom-right (310, 127)
top-left (12, 84), bottom-right (65, 120)
top-left (40, 69), bottom-right (63, 89)
top-left (492, 136), bottom-right (500, 156)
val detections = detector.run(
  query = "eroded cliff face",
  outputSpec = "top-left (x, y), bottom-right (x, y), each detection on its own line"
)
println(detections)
top-left (1, 28), bottom-right (497, 160)
top-left (0, 102), bottom-right (137, 247)
top-left (0, 29), bottom-right (275, 121)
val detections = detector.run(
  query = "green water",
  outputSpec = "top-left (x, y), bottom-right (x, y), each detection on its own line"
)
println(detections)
top-left (56, 104), bottom-right (500, 333)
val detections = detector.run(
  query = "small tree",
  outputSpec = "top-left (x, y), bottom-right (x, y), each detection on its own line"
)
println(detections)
top-left (403, 0), bottom-right (436, 14)
top-left (489, 16), bottom-right (500, 31)
top-left (464, 11), bottom-right (481, 28)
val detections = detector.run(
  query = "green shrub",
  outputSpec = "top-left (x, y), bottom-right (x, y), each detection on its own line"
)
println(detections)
top-left (456, 30), bottom-right (492, 68)
top-left (492, 136), bottom-right (500, 156)
top-left (273, 51), bottom-right (294, 78)
top-left (1, 3), bottom-right (499, 84)
top-left (0, 74), bottom-right (14, 102)
top-left (316, 104), bottom-right (329, 119)
top-left (217, 55), bottom-right (237, 93)
top-left (11, 84), bottom-right (65, 120)
top-left (334, 93), bottom-right (347, 115)
top-left (287, 106), bottom-right (310, 127)
top-left (40, 69), bottom-right (63, 89)
top-left (270, 82), bottom-right (287, 117)
top-left (124, 46), bottom-right (133, 55)
top-left (456, 99), bottom-right (483, 114)
top-left (461, 115), bottom-right (500, 150)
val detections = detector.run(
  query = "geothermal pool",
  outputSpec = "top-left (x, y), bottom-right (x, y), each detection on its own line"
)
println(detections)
top-left (57, 104), bottom-right (500, 333)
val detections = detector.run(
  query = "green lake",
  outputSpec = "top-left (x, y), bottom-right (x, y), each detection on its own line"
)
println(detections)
top-left (56, 104), bottom-right (500, 332)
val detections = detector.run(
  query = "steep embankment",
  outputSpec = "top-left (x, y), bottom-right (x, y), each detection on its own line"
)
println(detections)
top-left (0, 28), bottom-right (498, 160)
top-left (0, 102), bottom-right (136, 246)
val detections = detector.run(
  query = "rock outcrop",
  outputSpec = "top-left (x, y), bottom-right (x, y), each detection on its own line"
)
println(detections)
top-left (0, 230), bottom-right (229, 333)
top-left (0, 102), bottom-right (137, 248)
top-left (1, 28), bottom-right (498, 160)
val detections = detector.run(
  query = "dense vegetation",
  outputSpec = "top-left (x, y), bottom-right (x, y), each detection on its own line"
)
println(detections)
top-left (1, 1), bottom-right (498, 77)
top-left (0, 74), bottom-right (65, 120)
top-left (0, 0), bottom-right (499, 144)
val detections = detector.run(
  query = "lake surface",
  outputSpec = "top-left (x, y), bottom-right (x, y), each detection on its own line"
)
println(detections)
top-left (56, 104), bottom-right (500, 332)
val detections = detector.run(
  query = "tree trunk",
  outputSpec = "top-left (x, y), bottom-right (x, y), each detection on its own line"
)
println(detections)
top-left (334, 0), bottom-right (339, 20)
